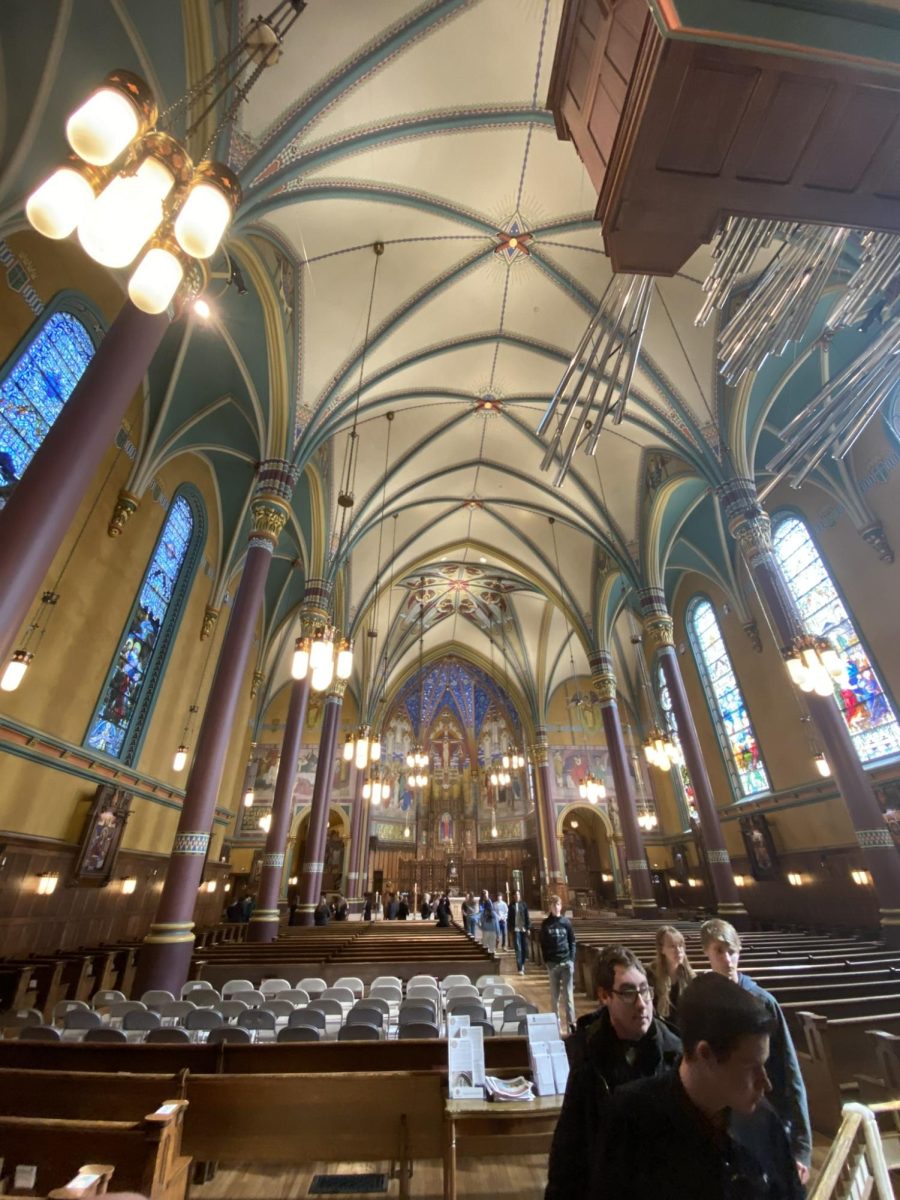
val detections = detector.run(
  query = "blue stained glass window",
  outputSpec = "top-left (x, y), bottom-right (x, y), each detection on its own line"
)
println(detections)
top-left (86, 495), bottom-right (195, 760)
top-left (688, 598), bottom-right (770, 798)
top-left (0, 312), bottom-right (95, 484)
top-left (772, 514), bottom-right (900, 764)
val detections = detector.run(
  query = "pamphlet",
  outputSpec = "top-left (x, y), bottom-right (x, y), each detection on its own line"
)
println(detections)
top-left (448, 1021), bottom-right (486, 1099)
top-left (526, 1011), bottom-right (567, 1096)
top-left (484, 1074), bottom-right (535, 1102)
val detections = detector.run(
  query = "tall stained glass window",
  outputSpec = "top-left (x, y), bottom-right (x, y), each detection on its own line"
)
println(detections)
top-left (86, 493), bottom-right (201, 761)
top-left (657, 663), bottom-right (693, 828)
top-left (772, 513), bottom-right (900, 763)
top-left (687, 598), bottom-right (770, 797)
top-left (0, 311), bottom-right (96, 485)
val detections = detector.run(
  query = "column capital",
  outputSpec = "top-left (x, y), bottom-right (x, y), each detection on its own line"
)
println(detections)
top-left (327, 678), bottom-right (347, 701)
top-left (201, 607), bottom-right (219, 640)
top-left (250, 669), bottom-right (265, 699)
top-left (716, 477), bottom-right (773, 567)
top-left (589, 650), bottom-right (618, 704)
top-left (638, 589), bottom-right (674, 649)
top-left (300, 578), bottom-right (333, 633)
top-left (249, 496), bottom-right (290, 546)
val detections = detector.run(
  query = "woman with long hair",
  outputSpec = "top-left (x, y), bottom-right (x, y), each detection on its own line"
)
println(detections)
top-left (650, 924), bottom-right (695, 1026)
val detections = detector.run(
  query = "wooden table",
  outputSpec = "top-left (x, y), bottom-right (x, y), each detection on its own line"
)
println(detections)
top-left (443, 1094), bottom-right (562, 1200)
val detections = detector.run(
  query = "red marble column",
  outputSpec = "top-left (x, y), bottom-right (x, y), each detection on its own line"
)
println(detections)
top-left (134, 463), bottom-right (296, 994)
top-left (640, 589), bottom-right (749, 926)
top-left (0, 302), bottom-right (169, 664)
top-left (590, 651), bottom-right (658, 916)
top-left (719, 477), bottom-right (900, 946)
top-left (533, 729), bottom-right (566, 903)
top-left (247, 675), bottom-right (311, 942)
top-left (346, 765), bottom-right (366, 911)
top-left (296, 681), bottom-right (344, 924)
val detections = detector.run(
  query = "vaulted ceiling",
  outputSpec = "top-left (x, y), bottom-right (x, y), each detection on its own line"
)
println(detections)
top-left (1, 0), bottom-right (886, 736)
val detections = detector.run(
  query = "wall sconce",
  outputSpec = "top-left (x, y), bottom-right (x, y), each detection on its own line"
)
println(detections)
top-left (669, 878), bottom-right (681, 887)
top-left (786, 871), bottom-right (805, 887)
top-left (223, 882), bottom-right (231, 892)
top-left (851, 869), bottom-right (872, 887)
top-left (37, 872), bottom-right (59, 895)
top-left (733, 874), bottom-right (747, 888)
top-left (288, 875), bottom-right (298, 886)
top-left (600, 873), bottom-right (613, 883)
top-left (205, 880), bottom-right (217, 893)
top-left (686, 877), bottom-right (700, 888)
top-left (121, 876), bottom-right (137, 895)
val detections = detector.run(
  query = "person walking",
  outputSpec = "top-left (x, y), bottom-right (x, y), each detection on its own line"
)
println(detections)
top-left (481, 893), bottom-right (499, 954)
top-left (540, 894), bottom-right (576, 1034)
top-left (510, 889), bottom-right (530, 975)
top-left (648, 924), bottom-right (695, 1029)
top-left (435, 893), bottom-right (452, 927)
top-left (494, 892), bottom-right (508, 949)
top-left (313, 894), bottom-right (330, 926)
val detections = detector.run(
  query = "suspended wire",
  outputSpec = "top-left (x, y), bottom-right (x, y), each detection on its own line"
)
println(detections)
top-left (365, 412), bottom-right (394, 715)
top-left (376, 513), bottom-right (400, 707)
top-left (549, 517), bottom-right (580, 750)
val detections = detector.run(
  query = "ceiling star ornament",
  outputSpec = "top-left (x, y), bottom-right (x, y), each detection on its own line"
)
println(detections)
top-left (539, 273), bottom-right (652, 486)
top-left (494, 214), bottom-right (532, 264)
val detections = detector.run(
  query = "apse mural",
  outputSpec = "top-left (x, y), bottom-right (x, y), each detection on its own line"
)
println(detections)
top-left (687, 597), bottom-right (770, 798)
top-left (773, 514), bottom-right (900, 763)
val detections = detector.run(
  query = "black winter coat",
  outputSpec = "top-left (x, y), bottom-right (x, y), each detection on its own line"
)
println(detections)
top-left (545, 1008), bottom-right (682, 1200)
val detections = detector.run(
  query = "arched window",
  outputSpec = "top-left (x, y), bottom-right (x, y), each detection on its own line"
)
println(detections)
top-left (656, 663), bottom-right (693, 829)
top-left (86, 489), bottom-right (205, 763)
top-left (772, 513), bottom-right (900, 763)
top-left (0, 309), bottom-right (97, 486)
top-left (687, 597), bottom-right (770, 798)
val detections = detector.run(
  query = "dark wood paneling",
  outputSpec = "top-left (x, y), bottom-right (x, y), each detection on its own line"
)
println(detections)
top-left (0, 836), bottom-right (229, 956)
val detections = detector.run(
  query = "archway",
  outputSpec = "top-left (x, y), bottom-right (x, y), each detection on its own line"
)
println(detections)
top-left (558, 804), bottom-right (616, 911)
top-left (289, 805), bottom-right (351, 897)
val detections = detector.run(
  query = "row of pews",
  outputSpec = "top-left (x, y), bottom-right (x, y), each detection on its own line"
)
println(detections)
top-left (533, 914), bottom-right (900, 1139)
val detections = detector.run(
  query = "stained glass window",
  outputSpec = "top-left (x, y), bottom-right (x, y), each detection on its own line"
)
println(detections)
top-left (687, 598), bottom-right (770, 797)
top-left (657, 663), bottom-right (693, 828)
top-left (772, 514), bottom-right (900, 763)
top-left (86, 494), bottom-right (197, 761)
top-left (0, 312), bottom-right (95, 484)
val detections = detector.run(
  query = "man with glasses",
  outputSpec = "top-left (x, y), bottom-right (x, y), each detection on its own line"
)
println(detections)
top-left (545, 945), bottom-right (681, 1200)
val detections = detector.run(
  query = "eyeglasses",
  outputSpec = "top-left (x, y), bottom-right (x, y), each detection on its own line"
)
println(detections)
top-left (611, 984), bottom-right (653, 1004)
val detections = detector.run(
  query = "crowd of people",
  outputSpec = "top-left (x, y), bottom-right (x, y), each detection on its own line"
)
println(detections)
top-left (543, 907), bottom-right (811, 1200)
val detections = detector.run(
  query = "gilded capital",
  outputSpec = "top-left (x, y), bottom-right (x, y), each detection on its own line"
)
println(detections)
top-left (200, 607), bottom-right (219, 640)
top-left (249, 495), bottom-right (289, 543)
top-left (327, 678), bottom-right (348, 701)
top-left (108, 490), bottom-right (140, 537)
top-left (531, 741), bottom-right (549, 766)
top-left (643, 614), bottom-right (674, 650)
top-left (592, 671), bottom-right (618, 705)
top-left (250, 669), bottom-right (265, 699)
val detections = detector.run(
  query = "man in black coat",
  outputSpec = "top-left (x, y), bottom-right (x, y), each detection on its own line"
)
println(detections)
top-left (595, 973), bottom-right (804, 1200)
top-left (509, 889), bottom-right (530, 975)
top-left (545, 945), bottom-right (681, 1200)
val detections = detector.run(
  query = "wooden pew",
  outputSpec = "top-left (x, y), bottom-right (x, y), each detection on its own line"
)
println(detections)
top-left (0, 1101), bottom-right (190, 1200)
top-left (796, 1010), bottom-right (900, 1135)
top-left (0, 1069), bottom-right (188, 1119)
top-left (0, 965), bottom-right (35, 1012)
top-left (0, 1040), bottom-right (220, 1073)
top-left (181, 1072), bottom-right (444, 1199)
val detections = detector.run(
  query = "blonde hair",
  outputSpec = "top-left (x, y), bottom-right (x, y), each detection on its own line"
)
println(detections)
top-left (548, 894), bottom-right (562, 909)
top-left (700, 918), bottom-right (742, 953)
top-left (653, 925), bottom-right (695, 1020)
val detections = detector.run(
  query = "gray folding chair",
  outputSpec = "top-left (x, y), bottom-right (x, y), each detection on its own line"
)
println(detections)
top-left (446, 999), bottom-right (486, 1022)
top-left (190, 989), bottom-right (223, 1008)
top-left (221, 979), bottom-right (255, 999)
top-left (157, 1000), bottom-right (197, 1024)
top-left (146, 1026), bottom-right (191, 1043)
top-left (398, 1022), bottom-right (440, 1040)
top-left (65, 1008), bottom-right (102, 1030)
top-left (185, 1008), bottom-right (224, 1031)
top-left (20, 1025), bottom-right (61, 1041)
top-left (278, 1025), bottom-right (320, 1042)
top-left (399, 1004), bottom-right (436, 1027)
top-left (140, 990), bottom-right (176, 1010)
top-left (91, 989), bottom-right (126, 1009)
top-left (347, 1005), bottom-right (384, 1030)
top-left (181, 980), bottom-right (216, 999)
top-left (108, 1000), bottom-right (149, 1022)
top-left (2, 1008), bottom-right (42, 1030)
top-left (296, 977), bottom-right (327, 999)
top-left (278, 989), bottom-right (310, 1007)
top-left (333, 976), bottom-right (365, 999)
top-left (52, 1000), bottom-right (89, 1026)
top-left (288, 1008), bottom-right (325, 1031)
top-left (84, 1027), bottom-right (127, 1043)
top-left (207, 1025), bottom-right (251, 1044)
top-left (217, 999), bottom-right (250, 1022)
top-left (238, 1009), bottom-right (276, 1033)
top-left (338, 1022), bottom-right (380, 1041)
top-left (123, 1009), bottom-right (161, 1031)
top-left (260, 978), bottom-right (291, 997)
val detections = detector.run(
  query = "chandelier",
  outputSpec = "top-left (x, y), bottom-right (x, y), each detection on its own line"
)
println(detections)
top-left (407, 746), bottom-right (430, 789)
top-left (292, 626), bottom-right (352, 693)
top-left (783, 635), bottom-right (843, 697)
top-left (362, 768), bottom-right (391, 805)
top-left (637, 802), bottom-right (659, 832)
top-left (25, 2), bottom-right (307, 314)
top-left (643, 726), bottom-right (684, 772)
top-left (344, 725), bottom-right (382, 770)
top-left (578, 773), bottom-right (607, 804)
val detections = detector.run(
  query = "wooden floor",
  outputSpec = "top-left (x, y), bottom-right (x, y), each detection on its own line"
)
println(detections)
top-left (191, 940), bottom-right (830, 1199)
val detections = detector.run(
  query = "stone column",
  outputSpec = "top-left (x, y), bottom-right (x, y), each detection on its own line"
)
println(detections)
top-left (134, 462), bottom-right (296, 994)
top-left (346, 766), bottom-right (365, 911)
top-left (719, 477), bottom-right (900, 945)
top-left (247, 675), bottom-right (311, 942)
top-left (532, 730), bottom-right (566, 902)
top-left (0, 302), bottom-right (170, 664)
top-left (590, 651), bottom-right (658, 916)
top-left (610, 836), bottom-right (628, 906)
top-left (296, 679), bottom-right (345, 924)
top-left (640, 589), bottom-right (748, 925)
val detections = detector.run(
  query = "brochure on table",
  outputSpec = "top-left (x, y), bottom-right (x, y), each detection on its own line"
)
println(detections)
top-left (526, 1012), bottom-right (570, 1096)
top-left (448, 1014), bottom-right (486, 1099)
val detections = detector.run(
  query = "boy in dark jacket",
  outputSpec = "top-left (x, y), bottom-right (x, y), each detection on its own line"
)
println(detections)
top-left (545, 945), bottom-right (682, 1200)
top-left (539, 895), bottom-right (577, 1033)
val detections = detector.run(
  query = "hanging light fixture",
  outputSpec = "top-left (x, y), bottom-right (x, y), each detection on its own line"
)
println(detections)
top-left (258, 812), bottom-right (272, 834)
top-left (407, 577), bottom-right (430, 791)
top-left (25, 4), bottom-right (309, 313)
top-left (242, 751), bottom-right (258, 808)
top-left (782, 634), bottom-right (843, 697)
top-left (628, 612), bottom-right (683, 774)
top-left (172, 703), bottom-right (199, 773)
top-left (498, 607), bottom-right (527, 776)
top-left (578, 774), bottom-right (607, 804)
